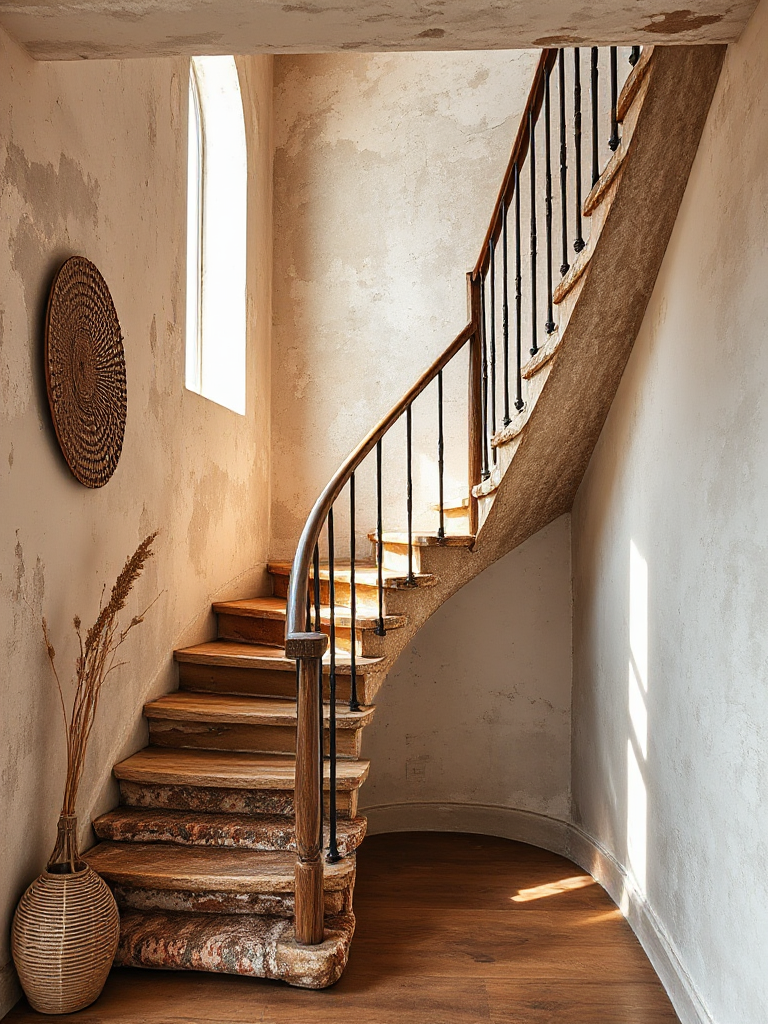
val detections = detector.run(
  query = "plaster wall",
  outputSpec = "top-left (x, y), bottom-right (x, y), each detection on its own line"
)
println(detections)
top-left (360, 515), bottom-right (572, 831)
top-left (0, 29), bottom-right (273, 1014)
top-left (270, 49), bottom-right (539, 559)
top-left (571, 3), bottom-right (768, 1020)
top-left (0, 0), bottom-right (756, 61)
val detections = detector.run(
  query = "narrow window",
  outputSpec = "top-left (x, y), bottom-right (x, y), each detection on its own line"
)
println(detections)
top-left (185, 56), bottom-right (248, 415)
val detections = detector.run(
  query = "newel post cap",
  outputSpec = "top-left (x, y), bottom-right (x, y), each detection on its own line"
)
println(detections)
top-left (286, 632), bottom-right (329, 660)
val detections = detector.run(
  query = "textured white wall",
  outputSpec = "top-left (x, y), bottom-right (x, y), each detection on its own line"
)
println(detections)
top-left (571, 6), bottom-right (768, 1022)
top-left (361, 515), bottom-right (572, 827)
top-left (0, 32), bottom-right (273, 1015)
top-left (270, 50), bottom-right (539, 559)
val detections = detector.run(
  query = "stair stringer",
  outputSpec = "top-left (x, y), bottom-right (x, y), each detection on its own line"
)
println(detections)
top-left (345, 44), bottom-right (726, 694)
top-left (476, 44), bottom-right (726, 558)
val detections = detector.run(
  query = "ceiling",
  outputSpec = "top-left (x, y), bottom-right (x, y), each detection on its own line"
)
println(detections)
top-left (0, 0), bottom-right (756, 59)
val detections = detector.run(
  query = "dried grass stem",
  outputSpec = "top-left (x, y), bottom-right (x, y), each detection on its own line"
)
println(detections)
top-left (42, 532), bottom-right (158, 817)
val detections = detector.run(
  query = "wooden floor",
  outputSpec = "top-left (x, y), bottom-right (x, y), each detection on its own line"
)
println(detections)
top-left (7, 833), bottom-right (680, 1023)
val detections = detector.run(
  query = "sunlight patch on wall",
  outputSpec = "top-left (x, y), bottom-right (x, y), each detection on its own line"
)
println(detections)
top-left (627, 538), bottom-right (649, 892)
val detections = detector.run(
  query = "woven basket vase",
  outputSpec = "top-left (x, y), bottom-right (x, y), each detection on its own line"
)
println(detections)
top-left (12, 823), bottom-right (119, 1014)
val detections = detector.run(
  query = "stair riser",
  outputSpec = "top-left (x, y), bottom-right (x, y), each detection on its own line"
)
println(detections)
top-left (111, 884), bottom-right (352, 919)
top-left (380, 543), bottom-right (422, 575)
top-left (148, 720), bottom-right (362, 758)
top-left (119, 781), bottom-right (359, 819)
top-left (93, 814), bottom-right (366, 857)
top-left (177, 662), bottom-right (376, 705)
top-left (217, 615), bottom-right (382, 659)
top-left (271, 575), bottom-right (381, 614)
top-left (115, 909), bottom-right (354, 988)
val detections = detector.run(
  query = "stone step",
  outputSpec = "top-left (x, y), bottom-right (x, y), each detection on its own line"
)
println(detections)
top-left (84, 842), bottom-right (355, 918)
top-left (114, 747), bottom-right (369, 818)
top-left (114, 908), bottom-right (354, 989)
top-left (174, 641), bottom-right (381, 705)
top-left (267, 559), bottom-right (435, 611)
top-left (212, 596), bottom-right (405, 652)
top-left (144, 692), bottom-right (375, 758)
top-left (92, 807), bottom-right (367, 858)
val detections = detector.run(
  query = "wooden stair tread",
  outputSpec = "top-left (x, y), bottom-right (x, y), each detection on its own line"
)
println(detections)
top-left (369, 531), bottom-right (475, 547)
top-left (144, 692), bottom-right (375, 728)
top-left (430, 497), bottom-right (470, 515)
top-left (92, 807), bottom-right (367, 856)
top-left (84, 841), bottom-right (354, 893)
top-left (114, 747), bottom-right (370, 790)
top-left (174, 641), bottom-right (382, 674)
top-left (267, 560), bottom-right (435, 589)
top-left (213, 596), bottom-right (405, 630)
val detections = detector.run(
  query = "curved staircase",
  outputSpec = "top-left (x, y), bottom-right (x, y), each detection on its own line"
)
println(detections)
top-left (84, 42), bottom-right (724, 989)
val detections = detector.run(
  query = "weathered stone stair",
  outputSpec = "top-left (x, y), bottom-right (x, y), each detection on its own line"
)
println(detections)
top-left (85, 556), bottom-right (438, 987)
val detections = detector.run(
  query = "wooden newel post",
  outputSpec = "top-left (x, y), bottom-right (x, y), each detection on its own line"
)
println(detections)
top-left (467, 272), bottom-right (483, 536)
top-left (286, 631), bottom-right (328, 945)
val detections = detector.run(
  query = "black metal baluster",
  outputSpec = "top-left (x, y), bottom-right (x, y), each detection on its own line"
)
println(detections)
top-left (313, 538), bottom-right (322, 834)
top-left (609, 47), bottom-right (619, 152)
top-left (375, 439), bottom-right (386, 637)
top-left (573, 48), bottom-right (585, 253)
top-left (348, 472), bottom-right (360, 711)
top-left (488, 240), bottom-right (497, 449)
top-left (318, 653), bottom-right (324, 850)
top-left (544, 63), bottom-right (555, 335)
top-left (480, 271), bottom-right (490, 479)
top-left (514, 162), bottom-right (523, 411)
top-left (590, 47), bottom-right (599, 187)
top-left (558, 49), bottom-right (569, 276)
top-left (529, 110), bottom-right (538, 357)
top-left (326, 507), bottom-right (340, 863)
top-left (313, 543), bottom-right (321, 632)
top-left (405, 404), bottom-right (416, 585)
top-left (629, 46), bottom-right (641, 66)
top-left (502, 199), bottom-right (511, 425)
top-left (437, 370), bottom-right (445, 540)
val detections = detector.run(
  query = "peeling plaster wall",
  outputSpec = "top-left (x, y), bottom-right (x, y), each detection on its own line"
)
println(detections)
top-left (270, 50), bottom-right (539, 559)
top-left (0, 29), bottom-right (273, 1015)
top-left (361, 515), bottom-right (572, 831)
top-left (0, 0), bottom-right (758, 61)
top-left (571, 3), bottom-right (768, 1021)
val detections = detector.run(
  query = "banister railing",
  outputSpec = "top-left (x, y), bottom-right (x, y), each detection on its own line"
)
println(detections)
top-left (286, 43), bottom-right (643, 945)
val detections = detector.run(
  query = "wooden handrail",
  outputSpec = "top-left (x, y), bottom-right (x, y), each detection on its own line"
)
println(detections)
top-left (472, 48), bottom-right (558, 280)
top-left (284, 318), bottom-right (476, 648)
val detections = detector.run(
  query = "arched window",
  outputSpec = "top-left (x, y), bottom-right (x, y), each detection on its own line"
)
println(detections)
top-left (185, 56), bottom-right (247, 415)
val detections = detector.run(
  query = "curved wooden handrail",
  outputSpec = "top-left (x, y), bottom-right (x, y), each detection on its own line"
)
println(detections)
top-left (285, 319), bottom-right (475, 649)
top-left (472, 48), bottom-right (557, 280)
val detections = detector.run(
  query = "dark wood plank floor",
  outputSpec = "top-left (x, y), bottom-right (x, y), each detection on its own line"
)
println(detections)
top-left (6, 832), bottom-right (680, 1023)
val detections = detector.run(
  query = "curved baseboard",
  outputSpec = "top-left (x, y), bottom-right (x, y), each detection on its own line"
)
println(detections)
top-left (364, 801), bottom-right (571, 854)
top-left (363, 801), bottom-right (710, 1024)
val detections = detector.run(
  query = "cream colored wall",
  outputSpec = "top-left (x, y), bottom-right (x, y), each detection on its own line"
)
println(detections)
top-left (270, 50), bottom-right (539, 559)
top-left (0, 30), bottom-right (273, 1015)
top-left (361, 515), bottom-right (572, 833)
top-left (571, 5), bottom-right (768, 1022)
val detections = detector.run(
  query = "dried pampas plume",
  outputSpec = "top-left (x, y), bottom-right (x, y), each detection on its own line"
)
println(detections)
top-left (42, 532), bottom-right (159, 817)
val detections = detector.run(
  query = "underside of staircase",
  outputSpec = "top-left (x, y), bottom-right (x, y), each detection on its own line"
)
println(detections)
top-left (84, 43), bottom-right (724, 990)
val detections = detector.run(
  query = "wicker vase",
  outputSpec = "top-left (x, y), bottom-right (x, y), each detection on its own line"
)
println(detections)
top-left (11, 815), bottom-right (120, 1014)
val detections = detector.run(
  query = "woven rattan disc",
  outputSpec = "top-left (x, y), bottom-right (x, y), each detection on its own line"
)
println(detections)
top-left (45, 257), bottom-right (127, 488)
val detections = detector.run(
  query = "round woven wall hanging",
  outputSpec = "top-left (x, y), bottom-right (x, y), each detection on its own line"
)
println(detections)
top-left (44, 256), bottom-right (127, 488)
